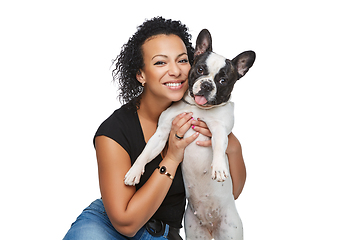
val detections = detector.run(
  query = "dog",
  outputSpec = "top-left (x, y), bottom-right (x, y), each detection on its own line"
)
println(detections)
top-left (124, 29), bottom-right (255, 239)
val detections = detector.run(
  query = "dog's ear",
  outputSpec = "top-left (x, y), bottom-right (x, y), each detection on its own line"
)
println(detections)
top-left (232, 51), bottom-right (256, 78)
top-left (194, 29), bottom-right (213, 58)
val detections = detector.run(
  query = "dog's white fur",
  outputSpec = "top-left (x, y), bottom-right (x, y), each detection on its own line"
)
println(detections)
top-left (124, 91), bottom-right (242, 239)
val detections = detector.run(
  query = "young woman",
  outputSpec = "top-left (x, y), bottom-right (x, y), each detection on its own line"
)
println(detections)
top-left (63, 17), bottom-right (246, 240)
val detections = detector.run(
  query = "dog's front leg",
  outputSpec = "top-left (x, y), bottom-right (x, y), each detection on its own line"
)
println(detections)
top-left (124, 119), bottom-right (173, 186)
top-left (207, 121), bottom-right (230, 182)
top-left (124, 124), bottom-right (171, 186)
top-left (124, 106), bottom-right (184, 186)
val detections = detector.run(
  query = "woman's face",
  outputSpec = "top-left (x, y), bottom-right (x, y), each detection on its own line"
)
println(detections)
top-left (137, 34), bottom-right (191, 103)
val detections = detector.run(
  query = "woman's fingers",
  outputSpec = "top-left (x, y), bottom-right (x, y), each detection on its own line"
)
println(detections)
top-left (169, 113), bottom-right (216, 156)
top-left (172, 112), bottom-right (193, 138)
top-left (191, 118), bottom-right (212, 138)
top-left (191, 118), bottom-right (212, 147)
top-left (166, 112), bottom-right (199, 163)
top-left (196, 139), bottom-right (212, 147)
top-left (180, 131), bottom-right (200, 146)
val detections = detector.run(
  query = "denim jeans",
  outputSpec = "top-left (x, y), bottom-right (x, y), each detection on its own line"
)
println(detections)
top-left (63, 199), bottom-right (170, 240)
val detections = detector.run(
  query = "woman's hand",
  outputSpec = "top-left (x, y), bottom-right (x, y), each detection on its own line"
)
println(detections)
top-left (165, 112), bottom-right (199, 163)
top-left (191, 118), bottom-right (212, 147)
top-left (190, 119), bottom-right (239, 153)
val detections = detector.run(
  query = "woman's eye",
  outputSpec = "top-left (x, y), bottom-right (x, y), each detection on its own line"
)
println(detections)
top-left (179, 59), bottom-right (189, 63)
top-left (154, 61), bottom-right (165, 65)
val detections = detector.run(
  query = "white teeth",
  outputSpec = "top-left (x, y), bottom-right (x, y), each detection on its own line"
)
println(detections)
top-left (165, 82), bottom-right (182, 87)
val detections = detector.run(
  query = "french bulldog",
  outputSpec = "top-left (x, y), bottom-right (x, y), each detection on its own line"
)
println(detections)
top-left (125, 29), bottom-right (255, 240)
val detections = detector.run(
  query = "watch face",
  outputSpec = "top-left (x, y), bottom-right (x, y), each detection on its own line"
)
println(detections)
top-left (159, 166), bottom-right (166, 174)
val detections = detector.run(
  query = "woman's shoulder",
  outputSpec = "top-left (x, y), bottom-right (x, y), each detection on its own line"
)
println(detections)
top-left (93, 102), bottom-right (141, 147)
top-left (104, 102), bottom-right (137, 126)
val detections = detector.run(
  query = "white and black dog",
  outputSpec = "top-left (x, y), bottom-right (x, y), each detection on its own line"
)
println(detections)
top-left (125, 29), bottom-right (255, 240)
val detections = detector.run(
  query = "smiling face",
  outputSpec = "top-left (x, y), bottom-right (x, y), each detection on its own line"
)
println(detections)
top-left (137, 34), bottom-right (191, 104)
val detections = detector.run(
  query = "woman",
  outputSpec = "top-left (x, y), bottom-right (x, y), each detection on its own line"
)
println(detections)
top-left (63, 17), bottom-right (246, 240)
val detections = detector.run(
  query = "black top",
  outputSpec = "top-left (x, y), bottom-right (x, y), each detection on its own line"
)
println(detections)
top-left (94, 103), bottom-right (185, 228)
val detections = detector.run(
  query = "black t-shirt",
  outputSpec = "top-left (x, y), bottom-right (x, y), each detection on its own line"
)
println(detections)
top-left (94, 103), bottom-right (186, 228)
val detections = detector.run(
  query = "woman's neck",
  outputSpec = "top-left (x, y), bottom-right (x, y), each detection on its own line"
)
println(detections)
top-left (137, 94), bottom-right (172, 124)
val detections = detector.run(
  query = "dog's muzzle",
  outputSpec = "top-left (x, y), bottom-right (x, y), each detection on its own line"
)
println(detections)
top-left (200, 81), bottom-right (214, 92)
top-left (192, 78), bottom-right (216, 103)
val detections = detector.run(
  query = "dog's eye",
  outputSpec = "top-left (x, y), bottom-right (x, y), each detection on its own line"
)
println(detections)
top-left (197, 67), bottom-right (204, 75)
top-left (219, 78), bottom-right (226, 84)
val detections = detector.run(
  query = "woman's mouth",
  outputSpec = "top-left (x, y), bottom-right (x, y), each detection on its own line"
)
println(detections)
top-left (164, 81), bottom-right (185, 89)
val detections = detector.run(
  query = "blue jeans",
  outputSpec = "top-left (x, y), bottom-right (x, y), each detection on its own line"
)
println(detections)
top-left (63, 199), bottom-right (171, 240)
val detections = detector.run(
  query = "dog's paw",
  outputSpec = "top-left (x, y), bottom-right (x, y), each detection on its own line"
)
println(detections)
top-left (211, 163), bottom-right (229, 182)
top-left (124, 165), bottom-right (145, 186)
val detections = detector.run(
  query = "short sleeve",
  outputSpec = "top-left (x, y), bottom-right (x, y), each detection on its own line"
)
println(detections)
top-left (93, 105), bottom-right (145, 163)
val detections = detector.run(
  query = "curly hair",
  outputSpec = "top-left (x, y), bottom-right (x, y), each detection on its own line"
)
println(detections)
top-left (112, 17), bottom-right (194, 108)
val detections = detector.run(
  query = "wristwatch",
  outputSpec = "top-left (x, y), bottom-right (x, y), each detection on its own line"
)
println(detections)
top-left (157, 166), bottom-right (174, 180)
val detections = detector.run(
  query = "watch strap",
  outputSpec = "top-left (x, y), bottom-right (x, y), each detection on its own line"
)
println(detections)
top-left (157, 166), bottom-right (174, 180)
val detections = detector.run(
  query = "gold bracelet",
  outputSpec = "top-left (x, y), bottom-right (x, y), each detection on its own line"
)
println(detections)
top-left (157, 166), bottom-right (174, 180)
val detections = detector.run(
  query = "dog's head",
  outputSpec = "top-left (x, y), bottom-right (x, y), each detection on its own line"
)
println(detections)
top-left (188, 29), bottom-right (256, 107)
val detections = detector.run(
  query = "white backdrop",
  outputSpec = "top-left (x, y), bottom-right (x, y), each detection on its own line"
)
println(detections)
top-left (1, 0), bottom-right (359, 239)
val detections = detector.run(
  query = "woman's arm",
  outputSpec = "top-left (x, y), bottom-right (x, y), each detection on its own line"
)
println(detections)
top-left (95, 113), bottom-right (198, 237)
top-left (226, 132), bottom-right (246, 199)
top-left (192, 120), bottom-right (246, 199)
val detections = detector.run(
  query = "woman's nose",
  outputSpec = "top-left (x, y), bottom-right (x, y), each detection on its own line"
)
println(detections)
top-left (168, 62), bottom-right (181, 77)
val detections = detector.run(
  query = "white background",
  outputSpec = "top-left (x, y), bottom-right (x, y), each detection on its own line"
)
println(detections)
top-left (1, 0), bottom-right (359, 239)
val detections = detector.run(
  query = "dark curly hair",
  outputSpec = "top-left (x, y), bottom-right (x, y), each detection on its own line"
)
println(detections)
top-left (112, 17), bottom-right (194, 108)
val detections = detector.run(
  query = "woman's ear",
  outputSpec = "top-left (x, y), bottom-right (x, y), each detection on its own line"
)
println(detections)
top-left (136, 70), bottom-right (145, 86)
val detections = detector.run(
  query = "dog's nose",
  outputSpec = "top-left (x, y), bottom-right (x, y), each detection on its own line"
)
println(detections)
top-left (201, 81), bottom-right (214, 92)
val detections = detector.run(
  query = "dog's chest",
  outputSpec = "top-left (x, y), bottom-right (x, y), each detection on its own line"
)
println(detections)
top-left (181, 134), bottom-right (232, 200)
